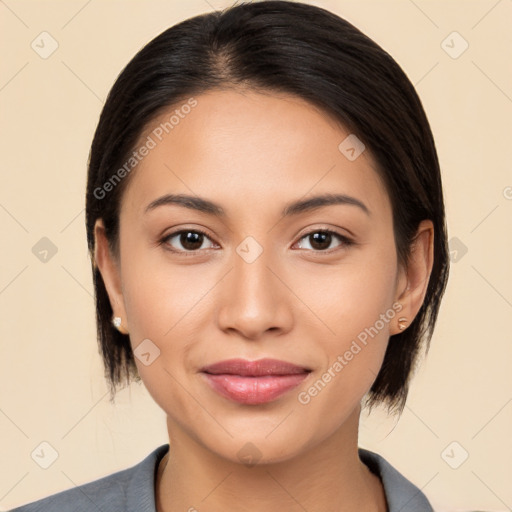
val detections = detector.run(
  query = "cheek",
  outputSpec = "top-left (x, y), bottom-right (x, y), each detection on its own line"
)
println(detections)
top-left (121, 258), bottom-right (207, 430)
top-left (118, 245), bottom-right (218, 407)
top-left (120, 247), bottom-right (214, 343)
top-left (294, 241), bottom-right (398, 418)
top-left (295, 295), bottom-right (395, 444)
top-left (303, 236), bottom-right (398, 344)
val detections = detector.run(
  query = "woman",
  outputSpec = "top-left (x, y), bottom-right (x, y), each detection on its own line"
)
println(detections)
top-left (12, 1), bottom-right (449, 510)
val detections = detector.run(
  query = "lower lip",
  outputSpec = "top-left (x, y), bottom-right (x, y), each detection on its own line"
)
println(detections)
top-left (202, 373), bottom-right (309, 405)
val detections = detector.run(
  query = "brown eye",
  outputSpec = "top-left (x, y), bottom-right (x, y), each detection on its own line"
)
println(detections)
top-left (308, 232), bottom-right (332, 250)
top-left (179, 231), bottom-right (204, 251)
top-left (296, 230), bottom-right (353, 252)
top-left (162, 229), bottom-right (216, 252)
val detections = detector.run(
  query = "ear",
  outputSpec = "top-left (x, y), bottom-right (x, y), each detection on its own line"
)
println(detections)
top-left (94, 219), bottom-right (129, 334)
top-left (391, 219), bottom-right (434, 335)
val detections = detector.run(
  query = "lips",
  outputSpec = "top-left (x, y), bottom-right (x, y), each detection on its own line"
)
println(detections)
top-left (201, 358), bottom-right (311, 405)
top-left (202, 358), bottom-right (311, 376)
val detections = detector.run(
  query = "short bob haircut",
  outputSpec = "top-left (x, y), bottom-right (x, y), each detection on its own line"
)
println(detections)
top-left (85, 0), bottom-right (449, 413)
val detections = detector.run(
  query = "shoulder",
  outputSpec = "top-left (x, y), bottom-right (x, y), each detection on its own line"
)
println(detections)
top-left (9, 444), bottom-right (169, 512)
top-left (358, 448), bottom-right (434, 512)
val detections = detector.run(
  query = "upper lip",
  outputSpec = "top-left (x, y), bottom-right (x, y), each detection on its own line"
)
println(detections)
top-left (201, 358), bottom-right (311, 376)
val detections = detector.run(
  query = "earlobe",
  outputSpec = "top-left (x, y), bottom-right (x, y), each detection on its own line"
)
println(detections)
top-left (397, 315), bottom-right (408, 331)
top-left (392, 220), bottom-right (434, 335)
top-left (112, 315), bottom-right (129, 335)
top-left (94, 219), bottom-right (129, 333)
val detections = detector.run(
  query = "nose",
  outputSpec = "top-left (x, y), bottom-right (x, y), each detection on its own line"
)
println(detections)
top-left (216, 246), bottom-right (293, 341)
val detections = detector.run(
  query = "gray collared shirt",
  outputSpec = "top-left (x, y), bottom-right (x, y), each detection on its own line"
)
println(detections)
top-left (10, 444), bottom-right (433, 511)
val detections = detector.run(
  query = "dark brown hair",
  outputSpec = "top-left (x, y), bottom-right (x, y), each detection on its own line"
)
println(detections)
top-left (85, 0), bottom-right (449, 412)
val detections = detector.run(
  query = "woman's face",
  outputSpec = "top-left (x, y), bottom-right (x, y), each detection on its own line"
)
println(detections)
top-left (98, 89), bottom-right (423, 464)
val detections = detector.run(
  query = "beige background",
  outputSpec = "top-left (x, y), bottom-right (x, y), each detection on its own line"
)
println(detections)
top-left (1, 0), bottom-right (511, 510)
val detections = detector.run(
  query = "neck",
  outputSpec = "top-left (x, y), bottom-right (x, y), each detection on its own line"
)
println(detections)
top-left (156, 407), bottom-right (387, 512)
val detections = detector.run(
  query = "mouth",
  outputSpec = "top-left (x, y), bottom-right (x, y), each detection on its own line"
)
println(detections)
top-left (200, 358), bottom-right (312, 405)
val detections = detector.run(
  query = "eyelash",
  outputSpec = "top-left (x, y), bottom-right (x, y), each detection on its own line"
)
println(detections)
top-left (159, 228), bottom-right (354, 256)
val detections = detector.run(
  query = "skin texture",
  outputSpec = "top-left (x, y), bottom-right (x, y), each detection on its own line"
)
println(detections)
top-left (94, 89), bottom-right (434, 512)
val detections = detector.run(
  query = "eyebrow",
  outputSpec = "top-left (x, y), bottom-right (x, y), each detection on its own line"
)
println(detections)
top-left (144, 192), bottom-right (371, 217)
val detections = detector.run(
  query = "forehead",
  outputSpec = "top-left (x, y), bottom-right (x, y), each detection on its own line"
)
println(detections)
top-left (121, 89), bottom-right (391, 222)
